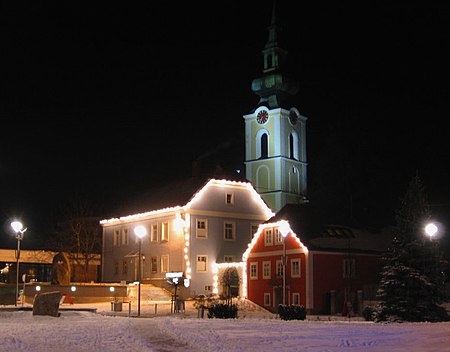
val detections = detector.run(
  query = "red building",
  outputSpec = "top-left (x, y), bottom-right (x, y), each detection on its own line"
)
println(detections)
top-left (244, 204), bottom-right (392, 315)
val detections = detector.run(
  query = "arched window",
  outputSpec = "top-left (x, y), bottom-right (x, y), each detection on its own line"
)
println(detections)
top-left (261, 133), bottom-right (268, 159)
top-left (289, 134), bottom-right (294, 159)
top-left (289, 131), bottom-right (299, 160)
top-left (256, 129), bottom-right (269, 159)
top-left (267, 55), bottom-right (273, 69)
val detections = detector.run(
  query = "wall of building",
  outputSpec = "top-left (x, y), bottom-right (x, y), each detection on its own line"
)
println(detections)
top-left (312, 252), bottom-right (382, 314)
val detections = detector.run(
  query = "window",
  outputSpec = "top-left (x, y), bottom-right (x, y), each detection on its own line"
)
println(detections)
top-left (260, 133), bottom-right (268, 159)
top-left (197, 255), bottom-right (207, 272)
top-left (291, 259), bottom-right (301, 278)
top-left (276, 260), bottom-right (283, 278)
top-left (151, 224), bottom-right (158, 242)
top-left (264, 293), bottom-right (271, 306)
top-left (161, 255), bottom-right (169, 273)
top-left (250, 262), bottom-right (258, 279)
top-left (264, 229), bottom-right (273, 246)
top-left (263, 261), bottom-right (271, 279)
top-left (290, 134), bottom-right (295, 159)
top-left (293, 293), bottom-right (300, 305)
top-left (113, 230), bottom-right (120, 246)
top-left (343, 258), bottom-right (356, 278)
top-left (205, 285), bottom-right (212, 292)
top-left (122, 260), bottom-right (128, 275)
top-left (196, 219), bottom-right (208, 239)
top-left (225, 192), bottom-right (234, 205)
top-left (224, 255), bottom-right (235, 263)
top-left (151, 256), bottom-right (157, 273)
top-left (250, 224), bottom-right (259, 239)
top-left (224, 222), bottom-right (235, 241)
top-left (161, 222), bottom-right (169, 242)
top-left (121, 228), bottom-right (129, 245)
top-left (113, 260), bottom-right (119, 275)
top-left (274, 228), bottom-right (283, 245)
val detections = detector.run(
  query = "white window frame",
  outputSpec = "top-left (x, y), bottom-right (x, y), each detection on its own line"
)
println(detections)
top-left (161, 255), bottom-right (169, 273)
top-left (161, 222), bottom-right (169, 242)
top-left (274, 228), bottom-right (283, 245)
top-left (196, 219), bottom-right (208, 239)
top-left (197, 255), bottom-right (208, 272)
top-left (121, 228), bottom-right (129, 245)
top-left (151, 224), bottom-right (158, 242)
top-left (276, 260), bottom-right (283, 278)
top-left (224, 221), bottom-right (236, 241)
top-left (250, 262), bottom-right (258, 279)
top-left (151, 256), bottom-right (158, 273)
top-left (224, 255), bottom-right (235, 263)
top-left (291, 258), bottom-right (301, 278)
top-left (264, 229), bottom-right (273, 246)
top-left (263, 261), bottom-right (271, 279)
top-left (113, 229), bottom-right (120, 246)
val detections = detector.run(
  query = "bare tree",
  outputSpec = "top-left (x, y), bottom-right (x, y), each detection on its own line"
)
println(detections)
top-left (49, 195), bottom-right (102, 282)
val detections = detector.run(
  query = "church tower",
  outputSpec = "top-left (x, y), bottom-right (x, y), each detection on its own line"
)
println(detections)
top-left (244, 3), bottom-right (308, 212)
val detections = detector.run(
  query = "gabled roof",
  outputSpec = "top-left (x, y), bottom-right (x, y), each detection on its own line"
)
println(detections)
top-left (100, 176), bottom-right (273, 226)
top-left (265, 203), bottom-right (393, 254)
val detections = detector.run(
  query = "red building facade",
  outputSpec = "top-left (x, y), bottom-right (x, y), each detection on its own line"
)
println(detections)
top-left (243, 213), bottom-right (387, 315)
top-left (244, 221), bottom-right (309, 312)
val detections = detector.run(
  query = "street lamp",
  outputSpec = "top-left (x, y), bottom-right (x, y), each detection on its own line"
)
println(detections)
top-left (11, 221), bottom-right (27, 307)
top-left (425, 222), bottom-right (438, 240)
top-left (134, 225), bottom-right (147, 317)
top-left (278, 220), bottom-right (290, 306)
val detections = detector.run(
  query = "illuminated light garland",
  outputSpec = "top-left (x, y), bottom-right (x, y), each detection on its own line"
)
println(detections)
top-left (183, 214), bottom-right (191, 282)
top-left (184, 179), bottom-right (274, 218)
top-left (173, 213), bottom-right (184, 234)
top-left (212, 262), bottom-right (246, 295)
top-left (100, 206), bottom-right (183, 225)
top-left (100, 179), bottom-right (274, 295)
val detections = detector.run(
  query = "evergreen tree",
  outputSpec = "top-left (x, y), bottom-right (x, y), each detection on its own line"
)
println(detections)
top-left (375, 174), bottom-right (449, 322)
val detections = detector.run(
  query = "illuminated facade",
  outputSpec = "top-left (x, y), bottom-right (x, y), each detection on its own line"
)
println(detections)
top-left (100, 179), bottom-right (273, 297)
top-left (243, 204), bottom-right (390, 314)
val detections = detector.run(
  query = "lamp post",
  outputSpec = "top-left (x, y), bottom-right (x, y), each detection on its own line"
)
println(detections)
top-left (278, 221), bottom-right (290, 306)
top-left (134, 225), bottom-right (147, 317)
top-left (11, 221), bottom-right (27, 307)
top-left (425, 222), bottom-right (438, 241)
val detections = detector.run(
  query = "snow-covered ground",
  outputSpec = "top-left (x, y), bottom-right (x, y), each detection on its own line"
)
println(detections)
top-left (1, 302), bottom-right (449, 351)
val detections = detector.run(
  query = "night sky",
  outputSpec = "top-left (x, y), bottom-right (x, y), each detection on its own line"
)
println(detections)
top-left (1, 1), bottom-right (449, 248)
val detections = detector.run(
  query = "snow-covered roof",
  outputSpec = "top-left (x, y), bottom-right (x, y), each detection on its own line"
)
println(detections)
top-left (267, 203), bottom-right (394, 254)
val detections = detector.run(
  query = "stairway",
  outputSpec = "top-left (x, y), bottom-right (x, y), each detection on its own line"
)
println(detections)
top-left (127, 284), bottom-right (172, 302)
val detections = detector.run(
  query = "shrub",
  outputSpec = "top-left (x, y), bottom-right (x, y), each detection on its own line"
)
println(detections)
top-left (207, 303), bottom-right (238, 319)
top-left (362, 306), bottom-right (375, 321)
top-left (278, 304), bottom-right (307, 320)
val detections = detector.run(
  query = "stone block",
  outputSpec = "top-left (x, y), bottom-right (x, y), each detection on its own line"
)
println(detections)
top-left (33, 291), bottom-right (62, 317)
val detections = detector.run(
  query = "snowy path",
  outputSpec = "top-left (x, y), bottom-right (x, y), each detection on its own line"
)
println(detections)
top-left (1, 310), bottom-right (449, 351)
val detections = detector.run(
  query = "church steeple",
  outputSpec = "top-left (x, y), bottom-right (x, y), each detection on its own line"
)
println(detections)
top-left (244, 2), bottom-right (308, 212)
top-left (251, 0), bottom-right (298, 109)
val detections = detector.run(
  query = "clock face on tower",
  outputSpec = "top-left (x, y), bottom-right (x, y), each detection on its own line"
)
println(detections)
top-left (289, 110), bottom-right (298, 125)
top-left (256, 110), bottom-right (269, 124)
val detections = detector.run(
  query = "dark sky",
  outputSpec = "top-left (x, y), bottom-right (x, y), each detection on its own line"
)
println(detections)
top-left (1, 1), bottom-right (450, 248)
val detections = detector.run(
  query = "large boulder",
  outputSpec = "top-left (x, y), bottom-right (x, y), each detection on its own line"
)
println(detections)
top-left (33, 291), bottom-right (62, 317)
